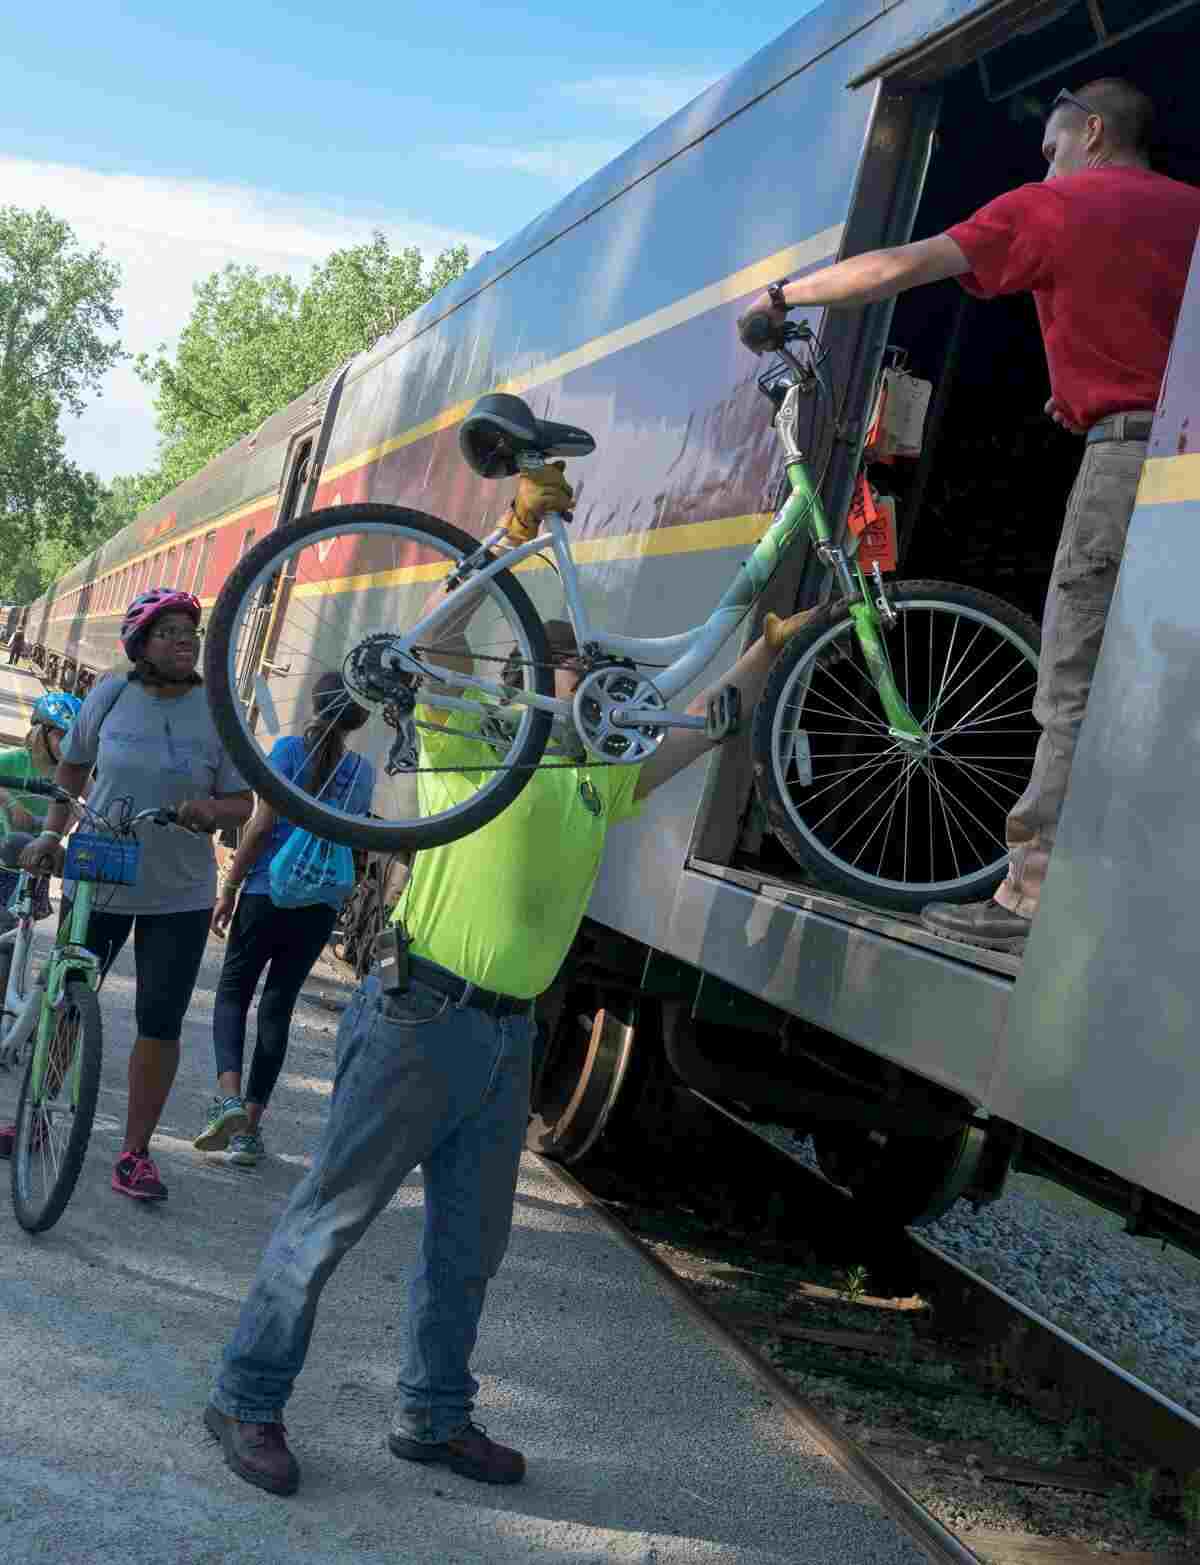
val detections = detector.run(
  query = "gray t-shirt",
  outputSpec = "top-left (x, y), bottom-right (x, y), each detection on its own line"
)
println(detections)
top-left (63, 675), bottom-right (248, 915)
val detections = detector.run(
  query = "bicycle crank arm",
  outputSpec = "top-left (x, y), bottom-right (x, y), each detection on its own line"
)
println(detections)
top-left (609, 707), bottom-right (707, 731)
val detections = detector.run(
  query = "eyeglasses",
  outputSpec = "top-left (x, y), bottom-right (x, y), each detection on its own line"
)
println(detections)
top-left (1051, 88), bottom-right (1098, 119)
top-left (149, 626), bottom-right (202, 645)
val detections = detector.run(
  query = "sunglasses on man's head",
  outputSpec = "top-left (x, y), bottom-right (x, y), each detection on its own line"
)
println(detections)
top-left (1051, 88), bottom-right (1098, 119)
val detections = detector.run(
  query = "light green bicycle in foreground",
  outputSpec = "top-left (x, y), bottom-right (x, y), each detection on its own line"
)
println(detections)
top-left (205, 313), bottom-right (1042, 912)
top-left (1, 782), bottom-right (187, 1232)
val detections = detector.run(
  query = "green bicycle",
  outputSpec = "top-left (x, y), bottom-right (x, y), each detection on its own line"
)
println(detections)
top-left (5, 783), bottom-right (188, 1233)
top-left (204, 315), bottom-right (1041, 911)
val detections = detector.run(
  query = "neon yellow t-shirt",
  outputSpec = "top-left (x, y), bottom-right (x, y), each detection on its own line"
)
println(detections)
top-left (394, 705), bottom-right (642, 999)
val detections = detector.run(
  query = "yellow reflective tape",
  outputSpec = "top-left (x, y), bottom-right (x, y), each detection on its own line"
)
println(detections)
top-left (290, 511), bottom-right (771, 599)
top-left (1137, 452), bottom-right (1200, 507)
top-left (320, 225), bottom-right (844, 486)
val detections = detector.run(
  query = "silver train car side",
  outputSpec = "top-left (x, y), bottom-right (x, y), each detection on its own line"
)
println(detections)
top-left (23, 0), bottom-right (1200, 1249)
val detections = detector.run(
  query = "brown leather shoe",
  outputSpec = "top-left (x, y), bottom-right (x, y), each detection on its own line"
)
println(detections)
top-left (204, 1404), bottom-right (300, 1496)
top-left (388, 1420), bottom-right (525, 1485)
top-left (921, 898), bottom-right (1030, 954)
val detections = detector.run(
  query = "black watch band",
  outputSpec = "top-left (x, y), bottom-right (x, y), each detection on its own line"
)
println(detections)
top-left (767, 279), bottom-right (789, 311)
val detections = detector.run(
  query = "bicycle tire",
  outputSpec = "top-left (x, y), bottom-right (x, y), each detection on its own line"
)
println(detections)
top-left (204, 503), bottom-right (554, 853)
top-left (11, 979), bottom-right (103, 1234)
top-left (752, 579), bottom-right (1041, 912)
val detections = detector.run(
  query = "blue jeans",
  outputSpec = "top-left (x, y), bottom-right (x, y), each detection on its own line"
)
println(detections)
top-left (211, 974), bottom-right (534, 1441)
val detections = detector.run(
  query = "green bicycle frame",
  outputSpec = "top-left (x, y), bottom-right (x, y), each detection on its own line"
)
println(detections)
top-left (29, 878), bottom-right (103, 1103)
top-left (780, 460), bottom-right (925, 746)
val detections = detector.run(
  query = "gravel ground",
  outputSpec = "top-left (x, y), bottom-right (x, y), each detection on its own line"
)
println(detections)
top-left (773, 1127), bottom-right (1200, 1423)
top-left (0, 925), bottom-right (931, 1565)
top-left (923, 1177), bottom-right (1200, 1421)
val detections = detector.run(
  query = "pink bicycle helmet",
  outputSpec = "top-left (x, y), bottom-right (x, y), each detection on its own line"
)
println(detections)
top-left (121, 587), bottom-right (202, 658)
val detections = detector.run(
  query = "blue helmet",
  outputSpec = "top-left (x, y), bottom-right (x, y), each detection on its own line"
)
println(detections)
top-left (31, 692), bottom-right (83, 733)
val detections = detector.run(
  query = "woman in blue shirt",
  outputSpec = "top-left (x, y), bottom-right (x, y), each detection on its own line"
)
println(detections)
top-left (193, 673), bottom-right (374, 1166)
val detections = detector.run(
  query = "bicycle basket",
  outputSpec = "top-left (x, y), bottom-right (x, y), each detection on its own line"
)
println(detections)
top-left (64, 833), bottom-right (141, 886)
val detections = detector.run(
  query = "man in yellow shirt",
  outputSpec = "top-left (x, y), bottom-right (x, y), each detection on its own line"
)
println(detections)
top-left (205, 465), bottom-right (811, 1498)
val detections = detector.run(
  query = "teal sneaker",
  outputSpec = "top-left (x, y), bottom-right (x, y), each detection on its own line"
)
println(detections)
top-left (193, 1095), bottom-right (248, 1152)
top-left (228, 1130), bottom-right (264, 1168)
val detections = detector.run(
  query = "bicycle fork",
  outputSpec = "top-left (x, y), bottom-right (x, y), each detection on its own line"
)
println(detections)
top-left (30, 949), bottom-right (101, 1105)
top-left (782, 454), bottom-right (925, 750)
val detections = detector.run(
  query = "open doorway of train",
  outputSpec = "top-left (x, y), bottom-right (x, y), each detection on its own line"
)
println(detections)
top-left (740, 0), bottom-right (1198, 910)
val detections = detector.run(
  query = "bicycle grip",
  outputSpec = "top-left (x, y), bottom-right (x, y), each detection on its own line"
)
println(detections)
top-left (738, 310), bottom-right (780, 354)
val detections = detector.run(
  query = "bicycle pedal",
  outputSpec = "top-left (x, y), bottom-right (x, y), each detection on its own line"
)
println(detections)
top-left (705, 685), bottom-right (742, 741)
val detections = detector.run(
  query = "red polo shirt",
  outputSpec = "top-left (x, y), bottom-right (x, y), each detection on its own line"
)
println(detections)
top-left (947, 167), bottom-right (1200, 431)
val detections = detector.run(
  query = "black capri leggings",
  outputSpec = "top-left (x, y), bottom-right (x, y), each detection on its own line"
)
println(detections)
top-left (87, 905), bottom-right (213, 1041)
top-left (212, 893), bottom-right (337, 1109)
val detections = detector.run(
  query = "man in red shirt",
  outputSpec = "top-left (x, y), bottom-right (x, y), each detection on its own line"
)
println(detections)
top-left (743, 78), bottom-right (1200, 953)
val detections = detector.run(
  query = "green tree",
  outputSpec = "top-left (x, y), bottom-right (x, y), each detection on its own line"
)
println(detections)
top-left (136, 233), bottom-right (470, 502)
top-left (0, 206), bottom-right (123, 591)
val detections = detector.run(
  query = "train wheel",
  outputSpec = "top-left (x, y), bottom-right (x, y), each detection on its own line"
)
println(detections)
top-left (811, 1122), bottom-right (987, 1226)
top-left (527, 993), bottom-right (640, 1163)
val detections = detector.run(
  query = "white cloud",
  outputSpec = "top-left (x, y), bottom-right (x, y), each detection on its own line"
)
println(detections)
top-left (441, 140), bottom-right (631, 188)
top-left (560, 72), bottom-right (721, 123)
top-left (0, 154), bottom-right (494, 482)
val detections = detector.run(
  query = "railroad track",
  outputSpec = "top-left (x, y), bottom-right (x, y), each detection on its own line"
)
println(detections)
top-left (541, 1091), bottom-right (1200, 1564)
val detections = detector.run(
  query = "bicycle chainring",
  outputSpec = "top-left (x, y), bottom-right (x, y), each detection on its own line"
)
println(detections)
top-left (572, 666), bottom-right (666, 764)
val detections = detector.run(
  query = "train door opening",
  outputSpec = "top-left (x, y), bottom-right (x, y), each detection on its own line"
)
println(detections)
top-left (737, 1), bottom-right (1199, 918)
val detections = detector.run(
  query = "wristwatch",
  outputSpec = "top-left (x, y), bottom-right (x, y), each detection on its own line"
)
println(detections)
top-left (767, 278), bottom-right (789, 312)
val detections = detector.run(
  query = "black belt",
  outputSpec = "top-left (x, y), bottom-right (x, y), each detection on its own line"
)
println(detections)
top-left (372, 942), bottom-right (531, 1018)
top-left (1086, 412), bottom-right (1154, 446)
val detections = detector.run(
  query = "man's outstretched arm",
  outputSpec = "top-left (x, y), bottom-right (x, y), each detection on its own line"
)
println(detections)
top-left (742, 234), bottom-right (970, 323)
top-left (632, 610), bottom-right (818, 801)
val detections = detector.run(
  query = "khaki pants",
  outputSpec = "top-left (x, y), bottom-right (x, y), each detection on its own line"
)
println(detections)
top-left (994, 436), bottom-right (1148, 919)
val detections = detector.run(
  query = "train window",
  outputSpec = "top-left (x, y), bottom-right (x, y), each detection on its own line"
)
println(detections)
top-left (240, 528), bottom-right (257, 560)
top-left (179, 538), bottom-right (195, 591)
top-left (165, 547), bottom-right (177, 587)
top-left (192, 531), bottom-right (216, 596)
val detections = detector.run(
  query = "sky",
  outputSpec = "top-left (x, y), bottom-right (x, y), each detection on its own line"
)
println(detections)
top-left (3, 1), bottom-right (823, 484)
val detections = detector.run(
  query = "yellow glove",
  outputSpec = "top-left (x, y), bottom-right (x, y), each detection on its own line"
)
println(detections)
top-left (501, 461), bottom-right (574, 544)
top-left (763, 606), bottom-right (822, 654)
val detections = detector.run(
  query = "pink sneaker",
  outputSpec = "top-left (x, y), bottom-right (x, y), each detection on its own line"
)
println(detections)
top-left (112, 1152), bottom-right (167, 1201)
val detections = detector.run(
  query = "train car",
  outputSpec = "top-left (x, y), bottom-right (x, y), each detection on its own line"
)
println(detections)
top-left (25, 0), bottom-right (1200, 1250)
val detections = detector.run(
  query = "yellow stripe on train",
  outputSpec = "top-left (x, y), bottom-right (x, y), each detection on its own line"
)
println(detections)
top-left (290, 512), bottom-right (772, 599)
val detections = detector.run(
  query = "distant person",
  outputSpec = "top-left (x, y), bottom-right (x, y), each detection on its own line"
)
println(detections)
top-left (193, 673), bottom-right (374, 1169)
top-left (7, 627), bottom-right (25, 665)
top-left (742, 78), bottom-right (1200, 953)
top-left (21, 588), bottom-right (252, 1200)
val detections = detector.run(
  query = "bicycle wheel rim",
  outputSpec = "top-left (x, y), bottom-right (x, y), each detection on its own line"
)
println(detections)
top-left (207, 511), bottom-right (554, 849)
top-left (768, 598), bottom-right (1040, 898)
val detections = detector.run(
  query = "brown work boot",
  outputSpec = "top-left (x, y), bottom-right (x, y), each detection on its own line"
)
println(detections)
top-left (921, 898), bottom-right (1030, 954)
top-left (204, 1404), bottom-right (300, 1495)
top-left (388, 1420), bottom-right (525, 1485)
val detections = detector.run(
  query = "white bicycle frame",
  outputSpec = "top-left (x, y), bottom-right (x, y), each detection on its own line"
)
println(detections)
top-left (402, 498), bottom-right (810, 735)
top-left (0, 882), bottom-right (43, 1072)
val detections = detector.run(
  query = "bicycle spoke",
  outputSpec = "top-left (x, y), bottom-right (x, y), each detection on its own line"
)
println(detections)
top-left (934, 667), bottom-right (1038, 742)
top-left (925, 756), bottom-right (1008, 858)
top-left (933, 750), bottom-right (1025, 809)
top-left (922, 760), bottom-right (965, 879)
top-left (805, 746), bottom-right (910, 834)
top-left (824, 752), bottom-right (920, 859)
top-left (923, 614), bottom-right (966, 733)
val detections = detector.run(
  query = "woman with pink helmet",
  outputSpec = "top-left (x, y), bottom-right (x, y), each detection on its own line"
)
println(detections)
top-left (22, 587), bottom-right (253, 1201)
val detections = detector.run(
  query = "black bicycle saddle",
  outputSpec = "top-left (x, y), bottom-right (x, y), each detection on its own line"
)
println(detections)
top-left (459, 393), bottom-right (596, 479)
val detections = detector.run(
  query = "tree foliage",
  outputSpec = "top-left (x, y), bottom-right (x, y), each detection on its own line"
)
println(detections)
top-left (0, 206), bottom-right (124, 599)
top-left (135, 233), bottom-right (470, 504)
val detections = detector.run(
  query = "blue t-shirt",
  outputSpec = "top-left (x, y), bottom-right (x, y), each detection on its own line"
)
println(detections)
top-left (243, 737), bottom-right (374, 897)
